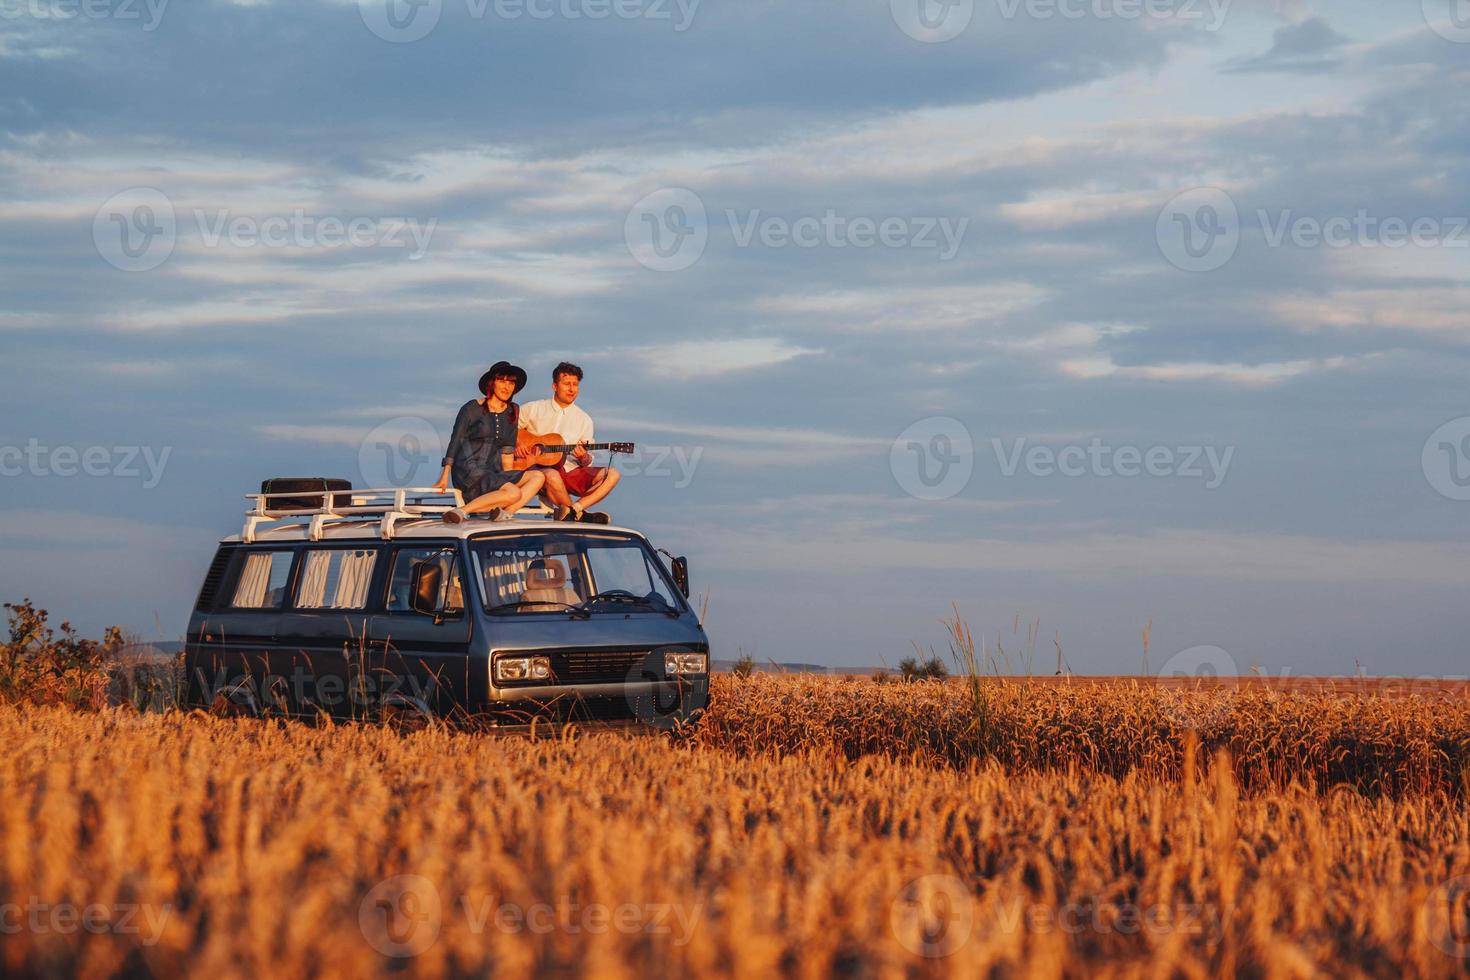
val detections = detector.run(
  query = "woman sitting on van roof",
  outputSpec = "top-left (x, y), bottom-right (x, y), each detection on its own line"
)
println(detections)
top-left (434, 361), bottom-right (544, 524)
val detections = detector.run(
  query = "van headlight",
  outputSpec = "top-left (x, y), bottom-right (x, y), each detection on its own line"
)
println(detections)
top-left (495, 656), bottom-right (552, 683)
top-left (664, 652), bottom-right (708, 676)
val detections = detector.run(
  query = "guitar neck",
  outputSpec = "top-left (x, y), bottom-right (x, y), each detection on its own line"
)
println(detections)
top-left (537, 442), bottom-right (619, 453)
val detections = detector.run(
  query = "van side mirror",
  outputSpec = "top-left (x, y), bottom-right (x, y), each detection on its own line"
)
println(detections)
top-left (410, 562), bottom-right (445, 620)
top-left (671, 556), bottom-right (690, 598)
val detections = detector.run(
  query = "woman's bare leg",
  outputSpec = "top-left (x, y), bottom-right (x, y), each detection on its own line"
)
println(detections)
top-left (462, 484), bottom-right (520, 515)
top-left (509, 471), bottom-right (546, 512)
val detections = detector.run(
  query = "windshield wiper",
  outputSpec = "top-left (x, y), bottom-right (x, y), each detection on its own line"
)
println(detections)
top-left (488, 599), bottom-right (590, 619)
top-left (574, 591), bottom-right (679, 617)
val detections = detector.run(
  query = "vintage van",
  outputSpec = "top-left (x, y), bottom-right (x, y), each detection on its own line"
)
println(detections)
top-left (182, 484), bottom-right (709, 727)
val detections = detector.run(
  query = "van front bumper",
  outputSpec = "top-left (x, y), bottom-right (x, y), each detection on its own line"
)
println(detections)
top-left (483, 676), bottom-right (708, 724)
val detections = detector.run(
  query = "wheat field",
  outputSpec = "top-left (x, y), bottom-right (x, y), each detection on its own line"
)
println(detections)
top-left (2, 673), bottom-right (1469, 978)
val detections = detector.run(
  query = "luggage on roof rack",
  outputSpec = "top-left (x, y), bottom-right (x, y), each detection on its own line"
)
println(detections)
top-left (260, 477), bottom-right (353, 511)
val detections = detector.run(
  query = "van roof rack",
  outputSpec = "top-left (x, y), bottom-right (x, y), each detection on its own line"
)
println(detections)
top-left (241, 487), bottom-right (554, 543)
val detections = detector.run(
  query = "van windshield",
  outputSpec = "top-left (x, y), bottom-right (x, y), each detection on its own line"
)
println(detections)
top-left (469, 533), bottom-right (681, 615)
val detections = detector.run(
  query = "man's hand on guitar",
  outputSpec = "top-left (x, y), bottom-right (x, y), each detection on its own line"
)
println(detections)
top-left (514, 443), bottom-right (535, 461)
top-left (573, 441), bottom-right (591, 465)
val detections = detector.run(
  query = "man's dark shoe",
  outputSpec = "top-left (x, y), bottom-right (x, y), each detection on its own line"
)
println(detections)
top-left (553, 505), bottom-right (575, 522)
top-left (580, 510), bottom-right (611, 525)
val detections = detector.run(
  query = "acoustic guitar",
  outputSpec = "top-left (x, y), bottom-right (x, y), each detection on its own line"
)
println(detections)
top-left (504, 431), bottom-right (636, 471)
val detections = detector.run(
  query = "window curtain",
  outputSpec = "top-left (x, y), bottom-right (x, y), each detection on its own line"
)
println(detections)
top-left (331, 551), bottom-right (376, 609)
top-left (480, 551), bottom-right (535, 605)
top-left (298, 551), bottom-right (331, 608)
top-left (232, 553), bottom-right (273, 608)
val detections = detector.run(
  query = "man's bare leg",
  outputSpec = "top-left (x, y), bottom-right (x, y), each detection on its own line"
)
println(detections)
top-left (536, 467), bottom-right (573, 513)
top-left (571, 468), bottom-right (620, 516)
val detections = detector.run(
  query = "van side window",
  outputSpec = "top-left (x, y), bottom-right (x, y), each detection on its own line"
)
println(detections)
top-left (229, 550), bottom-right (296, 609)
top-left (295, 549), bottom-right (379, 610)
top-left (386, 548), bottom-right (464, 614)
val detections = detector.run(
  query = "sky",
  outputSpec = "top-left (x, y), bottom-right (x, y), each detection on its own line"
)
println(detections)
top-left (1, 0), bottom-right (1468, 676)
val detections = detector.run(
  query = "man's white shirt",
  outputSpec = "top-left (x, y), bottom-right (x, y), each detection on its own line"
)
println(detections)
top-left (519, 398), bottom-right (595, 464)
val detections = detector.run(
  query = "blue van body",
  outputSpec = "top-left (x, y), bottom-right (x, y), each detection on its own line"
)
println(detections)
top-left (182, 517), bottom-right (710, 727)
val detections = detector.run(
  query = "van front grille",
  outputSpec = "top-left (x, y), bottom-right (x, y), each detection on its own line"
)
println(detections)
top-left (551, 650), bottom-right (653, 684)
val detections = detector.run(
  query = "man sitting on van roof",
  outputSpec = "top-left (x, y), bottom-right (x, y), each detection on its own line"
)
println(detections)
top-left (519, 361), bottom-right (618, 524)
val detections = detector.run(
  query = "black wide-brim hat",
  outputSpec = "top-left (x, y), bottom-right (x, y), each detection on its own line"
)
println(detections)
top-left (479, 361), bottom-right (528, 396)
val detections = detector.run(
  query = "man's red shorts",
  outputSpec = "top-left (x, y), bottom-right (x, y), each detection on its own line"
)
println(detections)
top-left (561, 464), bottom-right (606, 498)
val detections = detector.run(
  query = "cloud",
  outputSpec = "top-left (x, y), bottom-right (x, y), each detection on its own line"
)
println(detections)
top-left (1056, 355), bottom-right (1356, 386)
top-left (629, 338), bottom-right (821, 379)
top-left (1267, 289), bottom-right (1470, 340)
top-left (1224, 16), bottom-right (1351, 74)
top-left (757, 284), bottom-right (1048, 332)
